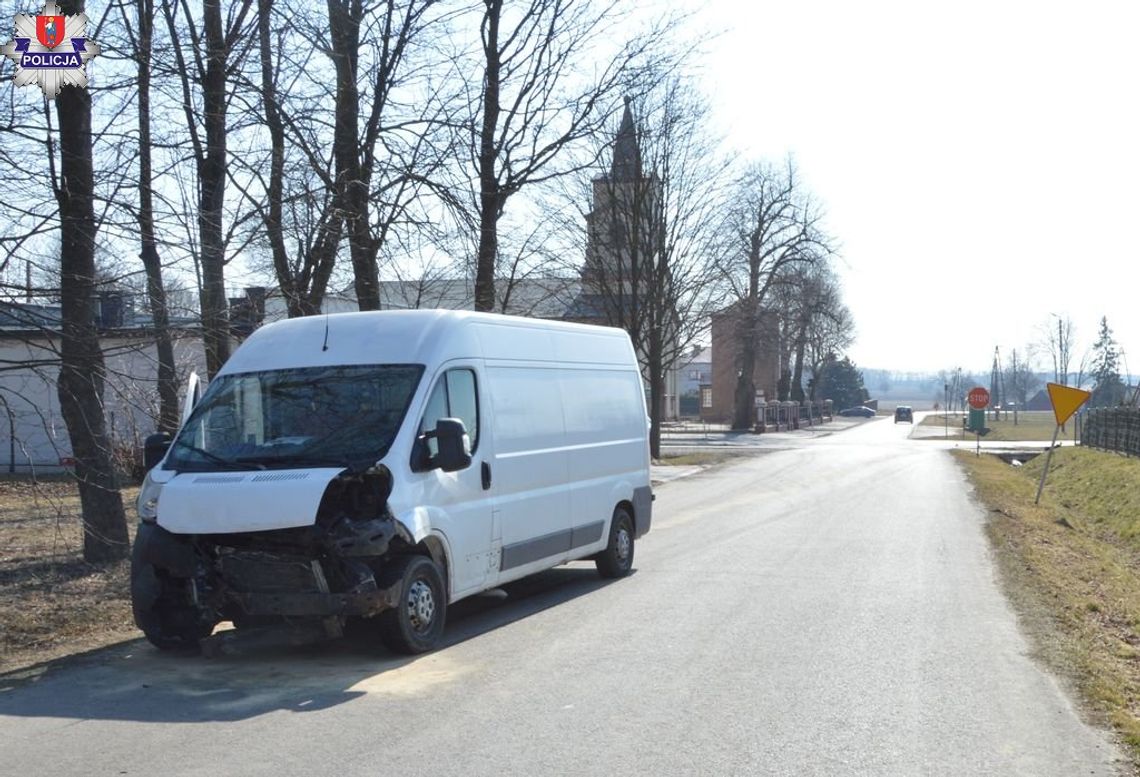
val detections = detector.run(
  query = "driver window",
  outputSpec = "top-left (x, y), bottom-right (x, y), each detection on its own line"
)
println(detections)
top-left (418, 368), bottom-right (479, 463)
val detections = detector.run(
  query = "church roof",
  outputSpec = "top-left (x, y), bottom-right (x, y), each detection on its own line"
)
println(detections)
top-left (610, 97), bottom-right (642, 181)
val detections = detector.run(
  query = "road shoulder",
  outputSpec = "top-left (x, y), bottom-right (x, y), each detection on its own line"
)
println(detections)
top-left (954, 447), bottom-right (1140, 773)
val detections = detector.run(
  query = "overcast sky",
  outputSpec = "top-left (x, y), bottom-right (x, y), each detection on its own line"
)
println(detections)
top-left (692, 0), bottom-right (1139, 376)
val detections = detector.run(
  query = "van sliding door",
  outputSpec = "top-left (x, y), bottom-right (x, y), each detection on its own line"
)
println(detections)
top-left (484, 365), bottom-right (572, 578)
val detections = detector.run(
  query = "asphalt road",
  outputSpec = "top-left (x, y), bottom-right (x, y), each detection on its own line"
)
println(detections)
top-left (0, 417), bottom-right (1126, 775)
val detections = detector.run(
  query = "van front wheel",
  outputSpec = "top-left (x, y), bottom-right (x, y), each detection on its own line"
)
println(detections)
top-left (596, 506), bottom-right (634, 579)
top-left (377, 555), bottom-right (447, 655)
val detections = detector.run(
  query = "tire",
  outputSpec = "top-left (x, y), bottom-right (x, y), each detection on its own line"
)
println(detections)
top-left (595, 506), bottom-right (635, 579)
top-left (376, 555), bottom-right (447, 655)
top-left (130, 562), bottom-right (213, 651)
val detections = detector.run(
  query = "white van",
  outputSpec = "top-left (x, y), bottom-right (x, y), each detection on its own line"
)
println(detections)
top-left (131, 310), bottom-right (652, 654)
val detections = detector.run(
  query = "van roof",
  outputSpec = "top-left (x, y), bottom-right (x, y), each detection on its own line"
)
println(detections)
top-left (219, 309), bottom-right (636, 375)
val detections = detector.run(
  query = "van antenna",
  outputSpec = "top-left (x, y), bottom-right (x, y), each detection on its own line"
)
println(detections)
top-left (321, 309), bottom-right (330, 351)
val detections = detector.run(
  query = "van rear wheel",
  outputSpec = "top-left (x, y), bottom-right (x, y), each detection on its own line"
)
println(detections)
top-left (596, 506), bottom-right (634, 579)
top-left (376, 555), bottom-right (447, 655)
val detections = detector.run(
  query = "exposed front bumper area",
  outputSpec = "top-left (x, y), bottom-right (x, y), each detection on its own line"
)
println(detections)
top-left (132, 516), bottom-right (405, 635)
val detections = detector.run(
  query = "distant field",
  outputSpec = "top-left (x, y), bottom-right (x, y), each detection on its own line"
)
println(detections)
top-left (920, 411), bottom-right (1068, 441)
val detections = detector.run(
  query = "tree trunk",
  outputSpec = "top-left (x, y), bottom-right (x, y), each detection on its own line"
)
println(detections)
top-left (474, 0), bottom-right (502, 312)
top-left (328, 0), bottom-right (378, 311)
top-left (790, 333), bottom-right (806, 403)
top-left (54, 14), bottom-right (128, 563)
top-left (257, 0), bottom-right (297, 317)
top-left (137, 0), bottom-right (179, 433)
top-left (733, 229), bottom-right (762, 430)
top-left (198, 0), bottom-right (232, 377)
top-left (648, 333), bottom-right (664, 459)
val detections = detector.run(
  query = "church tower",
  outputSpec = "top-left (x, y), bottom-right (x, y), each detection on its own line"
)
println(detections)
top-left (578, 97), bottom-right (659, 311)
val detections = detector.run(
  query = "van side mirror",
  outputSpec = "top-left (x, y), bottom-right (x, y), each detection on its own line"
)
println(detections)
top-left (143, 432), bottom-right (172, 471)
top-left (432, 418), bottom-right (471, 472)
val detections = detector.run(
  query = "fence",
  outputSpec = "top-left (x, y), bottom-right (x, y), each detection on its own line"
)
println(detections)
top-left (1081, 407), bottom-right (1140, 457)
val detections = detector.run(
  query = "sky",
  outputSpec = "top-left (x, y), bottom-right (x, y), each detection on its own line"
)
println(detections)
top-left (691, 0), bottom-right (1140, 375)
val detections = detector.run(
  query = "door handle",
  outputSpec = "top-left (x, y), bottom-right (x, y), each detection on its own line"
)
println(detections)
top-left (481, 461), bottom-right (492, 490)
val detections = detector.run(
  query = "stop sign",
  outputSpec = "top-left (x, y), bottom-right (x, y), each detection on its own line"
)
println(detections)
top-left (968, 386), bottom-right (990, 410)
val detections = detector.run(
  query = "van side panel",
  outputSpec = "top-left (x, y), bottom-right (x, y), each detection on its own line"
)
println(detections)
top-left (483, 363), bottom-right (571, 574)
top-left (560, 366), bottom-right (649, 553)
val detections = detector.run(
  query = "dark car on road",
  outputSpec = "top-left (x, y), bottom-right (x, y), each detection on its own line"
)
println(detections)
top-left (894, 406), bottom-right (914, 423)
top-left (839, 406), bottom-right (876, 418)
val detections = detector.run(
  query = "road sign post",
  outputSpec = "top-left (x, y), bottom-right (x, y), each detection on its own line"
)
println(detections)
top-left (1035, 382), bottom-right (1092, 505)
top-left (968, 387), bottom-right (990, 456)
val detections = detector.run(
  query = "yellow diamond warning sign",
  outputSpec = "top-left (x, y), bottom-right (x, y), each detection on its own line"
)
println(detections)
top-left (1046, 382), bottom-right (1091, 426)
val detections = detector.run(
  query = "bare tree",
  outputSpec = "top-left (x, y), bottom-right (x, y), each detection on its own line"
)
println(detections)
top-left (769, 262), bottom-right (848, 403)
top-left (470, 0), bottom-right (672, 312)
top-left (54, 0), bottom-right (129, 563)
top-left (718, 159), bottom-right (831, 430)
top-left (1040, 314), bottom-right (1076, 386)
top-left (326, 0), bottom-right (452, 310)
top-left (228, 0), bottom-right (344, 317)
top-left (107, 0), bottom-right (181, 433)
top-left (162, 0), bottom-right (255, 376)
top-left (1004, 346), bottom-right (1039, 411)
top-left (793, 267), bottom-right (853, 400)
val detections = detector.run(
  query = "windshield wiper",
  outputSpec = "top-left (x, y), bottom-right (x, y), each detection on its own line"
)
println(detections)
top-left (172, 439), bottom-right (264, 470)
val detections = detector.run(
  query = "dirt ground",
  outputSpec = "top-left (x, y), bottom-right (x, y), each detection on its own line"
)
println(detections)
top-left (0, 478), bottom-right (140, 674)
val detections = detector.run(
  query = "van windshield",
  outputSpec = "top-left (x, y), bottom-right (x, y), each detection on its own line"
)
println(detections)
top-left (165, 365), bottom-right (423, 472)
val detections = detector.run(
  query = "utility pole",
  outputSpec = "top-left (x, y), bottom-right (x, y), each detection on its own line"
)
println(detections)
top-left (1011, 348), bottom-right (1020, 425)
top-left (990, 347), bottom-right (1002, 422)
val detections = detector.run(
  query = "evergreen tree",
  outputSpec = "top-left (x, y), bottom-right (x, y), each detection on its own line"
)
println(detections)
top-left (816, 354), bottom-right (869, 410)
top-left (1090, 316), bottom-right (1126, 407)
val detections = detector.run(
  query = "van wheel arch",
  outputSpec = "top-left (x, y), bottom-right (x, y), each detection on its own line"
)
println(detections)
top-left (616, 499), bottom-right (635, 523)
top-left (420, 534), bottom-right (451, 600)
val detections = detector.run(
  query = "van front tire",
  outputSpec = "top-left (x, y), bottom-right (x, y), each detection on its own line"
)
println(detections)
top-left (596, 506), bottom-right (635, 579)
top-left (131, 563), bottom-right (213, 651)
top-left (377, 555), bottom-right (447, 655)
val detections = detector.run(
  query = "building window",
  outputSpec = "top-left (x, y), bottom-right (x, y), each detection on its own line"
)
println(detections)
top-left (701, 387), bottom-right (712, 409)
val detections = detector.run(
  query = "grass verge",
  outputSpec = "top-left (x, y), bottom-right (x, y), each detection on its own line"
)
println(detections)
top-left (0, 480), bottom-right (140, 674)
top-left (654, 450), bottom-right (752, 467)
top-left (924, 411), bottom-right (1068, 441)
top-left (955, 446), bottom-right (1140, 766)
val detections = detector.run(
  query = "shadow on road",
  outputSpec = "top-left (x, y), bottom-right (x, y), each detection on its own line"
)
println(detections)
top-left (0, 563), bottom-right (619, 723)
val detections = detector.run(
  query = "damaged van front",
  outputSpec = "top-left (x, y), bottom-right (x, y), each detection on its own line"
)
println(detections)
top-left (130, 362), bottom-right (455, 655)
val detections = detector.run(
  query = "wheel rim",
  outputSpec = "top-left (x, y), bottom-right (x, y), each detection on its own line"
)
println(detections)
top-left (406, 579), bottom-right (436, 632)
top-left (616, 523), bottom-right (632, 564)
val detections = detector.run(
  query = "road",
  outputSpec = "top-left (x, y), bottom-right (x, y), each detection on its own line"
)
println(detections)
top-left (0, 416), bottom-right (1126, 775)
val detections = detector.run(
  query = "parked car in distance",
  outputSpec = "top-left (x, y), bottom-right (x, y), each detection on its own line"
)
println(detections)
top-left (839, 406), bottom-right (876, 418)
top-left (894, 406), bottom-right (914, 423)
